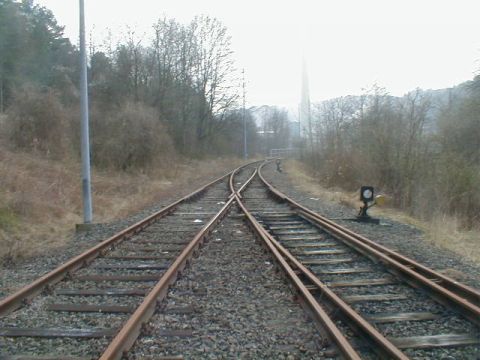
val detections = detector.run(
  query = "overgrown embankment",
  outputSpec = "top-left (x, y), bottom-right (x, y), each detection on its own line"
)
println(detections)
top-left (0, 135), bottom-right (242, 262)
top-left (302, 81), bottom-right (480, 231)
top-left (0, 1), bottom-right (252, 263)
top-left (286, 160), bottom-right (480, 263)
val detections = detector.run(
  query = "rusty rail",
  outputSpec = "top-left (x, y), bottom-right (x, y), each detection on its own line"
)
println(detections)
top-left (235, 196), bottom-right (363, 358)
top-left (234, 165), bottom-right (407, 359)
top-left (228, 160), bottom-right (261, 198)
top-left (100, 197), bottom-right (236, 359)
top-left (0, 163), bottom-right (250, 317)
top-left (257, 162), bottom-right (480, 325)
top-left (233, 169), bottom-right (258, 199)
top-left (100, 161), bottom-right (260, 359)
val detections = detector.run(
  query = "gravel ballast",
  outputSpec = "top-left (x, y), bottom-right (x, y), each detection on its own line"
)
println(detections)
top-left (258, 161), bottom-right (480, 359)
top-left (260, 161), bottom-right (480, 290)
top-left (0, 169), bottom-right (235, 300)
top-left (1, 160), bottom-right (479, 359)
top-left (128, 213), bottom-right (325, 359)
top-left (0, 178), bottom-right (233, 358)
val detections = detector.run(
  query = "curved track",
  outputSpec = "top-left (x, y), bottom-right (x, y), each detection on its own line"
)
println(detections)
top-left (0, 162), bottom-right (258, 359)
top-left (1, 160), bottom-right (479, 359)
top-left (234, 160), bottom-right (480, 359)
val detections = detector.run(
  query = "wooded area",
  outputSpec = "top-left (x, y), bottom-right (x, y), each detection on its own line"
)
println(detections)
top-left (0, 0), bottom-right (260, 169)
top-left (302, 81), bottom-right (480, 228)
top-left (0, 0), bottom-right (478, 230)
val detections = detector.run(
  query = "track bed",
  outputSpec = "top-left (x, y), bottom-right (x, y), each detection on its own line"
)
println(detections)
top-left (128, 213), bottom-right (323, 358)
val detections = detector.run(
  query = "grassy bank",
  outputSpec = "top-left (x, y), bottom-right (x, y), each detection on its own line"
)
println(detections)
top-left (284, 160), bottom-right (480, 263)
top-left (0, 143), bottom-right (243, 262)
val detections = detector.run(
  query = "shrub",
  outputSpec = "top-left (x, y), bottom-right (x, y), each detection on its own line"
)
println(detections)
top-left (6, 85), bottom-right (68, 157)
top-left (91, 102), bottom-right (175, 171)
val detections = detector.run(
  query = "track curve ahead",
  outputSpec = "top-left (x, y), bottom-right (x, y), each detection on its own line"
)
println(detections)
top-left (234, 160), bottom-right (480, 359)
top-left (1, 159), bottom-right (478, 359)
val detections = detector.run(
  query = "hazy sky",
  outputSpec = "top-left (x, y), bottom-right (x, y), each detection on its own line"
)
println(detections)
top-left (37, 0), bottom-right (480, 107)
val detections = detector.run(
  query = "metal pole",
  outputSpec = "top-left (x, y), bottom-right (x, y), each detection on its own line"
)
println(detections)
top-left (79, 0), bottom-right (93, 223)
top-left (242, 69), bottom-right (247, 159)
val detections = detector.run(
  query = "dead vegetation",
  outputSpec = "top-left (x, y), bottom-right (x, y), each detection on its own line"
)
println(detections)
top-left (0, 141), bottom-right (243, 263)
top-left (285, 160), bottom-right (480, 263)
top-left (90, 102), bottom-right (175, 171)
top-left (0, 86), bottom-right (246, 264)
top-left (303, 84), bottom-right (480, 230)
top-left (5, 86), bottom-right (70, 158)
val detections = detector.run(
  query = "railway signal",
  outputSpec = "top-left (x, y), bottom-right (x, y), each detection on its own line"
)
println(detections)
top-left (357, 186), bottom-right (384, 223)
top-left (360, 186), bottom-right (374, 203)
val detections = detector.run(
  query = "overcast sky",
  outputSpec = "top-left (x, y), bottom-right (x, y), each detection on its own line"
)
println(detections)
top-left (37, 0), bottom-right (480, 107)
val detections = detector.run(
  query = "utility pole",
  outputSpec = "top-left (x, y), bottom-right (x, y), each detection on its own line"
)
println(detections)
top-left (242, 69), bottom-right (247, 160)
top-left (79, 0), bottom-right (93, 223)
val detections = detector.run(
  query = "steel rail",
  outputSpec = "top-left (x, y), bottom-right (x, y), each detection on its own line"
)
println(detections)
top-left (100, 196), bottom-right (236, 359)
top-left (0, 163), bottom-right (249, 317)
top-left (228, 165), bottom-right (238, 196)
top-left (258, 161), bottom-right (480, 303)
top-left (100, 161), bottom-right (260, 358)
top-left (234, 194), bottom-right (363, 359)
top-left (101, 161), bottom-right (260, 358)
top-left (231, 167), bottom-right (258, 199)
top-left (257, 162), bottom-right (480, 324)
top-left (228, 160), bottom-right (262, 198)
top-left (234, 166), bottom-right (408, 360)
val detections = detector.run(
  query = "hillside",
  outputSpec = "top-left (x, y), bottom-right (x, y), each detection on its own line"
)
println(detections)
top-left (0, 134), bottom-right (242, 262)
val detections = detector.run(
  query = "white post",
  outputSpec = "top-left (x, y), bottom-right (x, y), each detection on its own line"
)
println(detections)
top-left (79, 0), bottom-right (93, 223)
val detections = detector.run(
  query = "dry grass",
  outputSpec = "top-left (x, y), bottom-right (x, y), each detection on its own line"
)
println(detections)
top-left (423, 216), bottom-right (480, 265)
top-left (285, 160), bottom-right (360, 209)
top-left (90, 157), bottom-right (244, 221)
top-left (285, 160), bottom-right (480, 263)
top-left (0, 141), bottom-right (243, 262)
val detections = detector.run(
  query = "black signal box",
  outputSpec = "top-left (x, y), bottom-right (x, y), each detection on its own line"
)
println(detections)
top-left (360, 186), bottom-right (374, 203)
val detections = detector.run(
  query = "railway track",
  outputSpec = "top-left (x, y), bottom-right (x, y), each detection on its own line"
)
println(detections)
top-left (0, 162), bottom-right (259, 359)
top-left (234, 161), bottom-right (480, 359)
top-left (0, 159), bottom-right (479, 359)
top-left (126, 209), bottom-right (323, 358)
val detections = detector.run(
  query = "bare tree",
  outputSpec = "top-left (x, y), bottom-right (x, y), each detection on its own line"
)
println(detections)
top-left (190, 16), bottom-right (239, 146)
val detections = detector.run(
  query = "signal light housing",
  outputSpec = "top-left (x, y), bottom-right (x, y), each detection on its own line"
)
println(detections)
top-left (360, 186), bottom-right (374, 203)
top-left (356, 186), bottom-right (380, 224)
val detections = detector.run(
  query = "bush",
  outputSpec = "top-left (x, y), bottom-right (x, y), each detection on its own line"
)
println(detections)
top-left (302, 85), bottom-right (480, 230)
top-left (6, 85), bottom-right (68, 157)
top-left (91, 102), bottom-right (175, 171)
top-left (432, 154), bottom-right (480, 228)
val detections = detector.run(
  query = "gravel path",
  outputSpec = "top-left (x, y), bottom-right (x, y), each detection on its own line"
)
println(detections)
top-left (128, 212), bottom-right (325, 359)
top-left (261, 162), bottom-right (480, 290)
